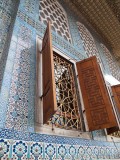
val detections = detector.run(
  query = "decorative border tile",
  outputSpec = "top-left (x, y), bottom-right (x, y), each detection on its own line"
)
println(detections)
top-left (0, 132), bottom-right (120, 159)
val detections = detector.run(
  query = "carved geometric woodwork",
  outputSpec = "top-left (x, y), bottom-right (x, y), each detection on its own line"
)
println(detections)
top-left (107, 84), bottom-right (120, 135)
top-left (112, 84), bottom-right (120, 114)
top-left (47, 53), bottom-right (81, 130)
top-left (76, 56), bottom-right (117, 131)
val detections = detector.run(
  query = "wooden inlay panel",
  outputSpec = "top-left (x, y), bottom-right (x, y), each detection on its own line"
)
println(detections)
top-left (76, 56), bottom-right (117, 131)
top-left (112, 84), bottom-right (120, 114)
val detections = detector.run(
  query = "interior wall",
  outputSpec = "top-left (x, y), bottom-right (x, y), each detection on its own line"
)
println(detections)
top-left (0, 0), bottom-right (120, 159)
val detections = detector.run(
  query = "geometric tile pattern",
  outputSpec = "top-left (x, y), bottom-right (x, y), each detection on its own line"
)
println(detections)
top-left (70, 0), bottom-right (120, 58)
top-left (68, 16), bottom-right (84, 51)
top-left (39, 0), bottom-right (71, 42)
top-left (16, 11), bottom-right (86, 61)
top-left (37, 21), bottom-right (85, 60)
top-left (19, 0), bottom-right (38, 24)
top-left (77, 22), bottom-right (105, 72)
top-left (0, 128), bottom-right (120, 159)
top-left (101, 43), bottom-right (120, 81)
top-left (77, 22), bottom-right (100, 58)
top-left (41, 21), bottom-right (86, 59)
top-left (63, 6), bottom-right (86, 55)
top-left (24, 0), bottom-right (36, 15)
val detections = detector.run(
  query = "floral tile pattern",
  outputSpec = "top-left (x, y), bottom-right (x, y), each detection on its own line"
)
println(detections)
top-left (0, 129), bottom-right (119, 159)
top-left (0, 0), bottom-right (120, 159)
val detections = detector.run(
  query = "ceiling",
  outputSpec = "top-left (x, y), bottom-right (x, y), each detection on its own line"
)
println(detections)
top-left (65, 0), bottom-right (120, 58)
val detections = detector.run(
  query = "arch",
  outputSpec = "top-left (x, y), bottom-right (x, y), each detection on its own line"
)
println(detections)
top-left (100, 44), bottom-right (120, 81)
top-left (39, 0), bottom-right (71, 43)
top-left (77, 22), bottom-right (99, 58)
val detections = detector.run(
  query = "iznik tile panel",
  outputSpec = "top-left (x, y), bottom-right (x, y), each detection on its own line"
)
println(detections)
top-left (0, 128), bottom-right (120, 159)
top-left (4, 19), bottom-right (36, 132)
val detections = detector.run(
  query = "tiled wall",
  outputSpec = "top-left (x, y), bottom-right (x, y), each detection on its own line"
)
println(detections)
top-left (101, 43), bottom-right (120, 81)
top-left (0, 128), bottom-right (120, 159)
top-left (39, 0), bottom-right (72, 43)
top-left (0, 0), bottom-right (20, 88)
top-left (0, 0), bottom-right (85, 132)
top-left (0, 0), bottom-right (17, 61)
top-left (5, 19), bottom-right (36, 132)
top-left (0, 16), bottom-right (36, 131)
top-left (0, 0), bottom-right (120, 159)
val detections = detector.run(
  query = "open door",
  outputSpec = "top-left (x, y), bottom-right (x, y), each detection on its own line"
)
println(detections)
top-left (76, 56), bottom-right (117, 131)
top-left (42, 21), bottom-right (57, 123)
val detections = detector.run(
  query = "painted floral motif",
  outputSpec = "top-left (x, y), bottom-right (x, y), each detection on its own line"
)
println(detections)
top-left (94, 147), bottom-right (99, 155)
top-left (106, 148), bottom-right (110, 157)
top-left (0, 136), bottom-right (119, 159)
top-left (78, 146), bottom-right (85, 155)
top-left (100, 147), bottom-right (105, 155)
top-left (31, 143), bottom-right (42, 157)
top-left (0, 139), bottom-right (9, 158)
top-left (69, 146), bottom-right (76, 156)
top-left (45, 144), bottom-right (55, 157)
top-left (13, 141), bottom-right (27, 157)
top-left (87, 147), bottom-right (92, 155)
top-left (58, 145), bottom-right (66, 157)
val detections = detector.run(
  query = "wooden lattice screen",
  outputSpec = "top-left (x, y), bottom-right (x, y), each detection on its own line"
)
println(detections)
top-left (48, 53), bottom-right (82, 130)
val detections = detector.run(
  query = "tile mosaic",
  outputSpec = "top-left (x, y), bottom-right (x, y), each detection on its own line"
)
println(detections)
top-left (0, 139), bottom-right (9, 158)
top-left (0, 0), bottom-right (120, 159)
top-left (0, 128), bottom-right (119, 159)
top-left (77, 22), bottom-right (99, 58)
top-left (39, 0), bottom-right (71, 43)
top-left (61, 7), bottom-right (86, 55)
top-left (101, 43), bottom-right (120, 81)
top-left (13, 141), bottom-right (27, 159)
top-left (19, 0), bottom-right (38, 20)
top-left (3, 4), bottom-right (86, 133)
top-left (4, 18), bottom-right (36, 132)
top-left (31, 142), bottom-right (42, 158)
top-left (17, 9), bottom-right (86, 61)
